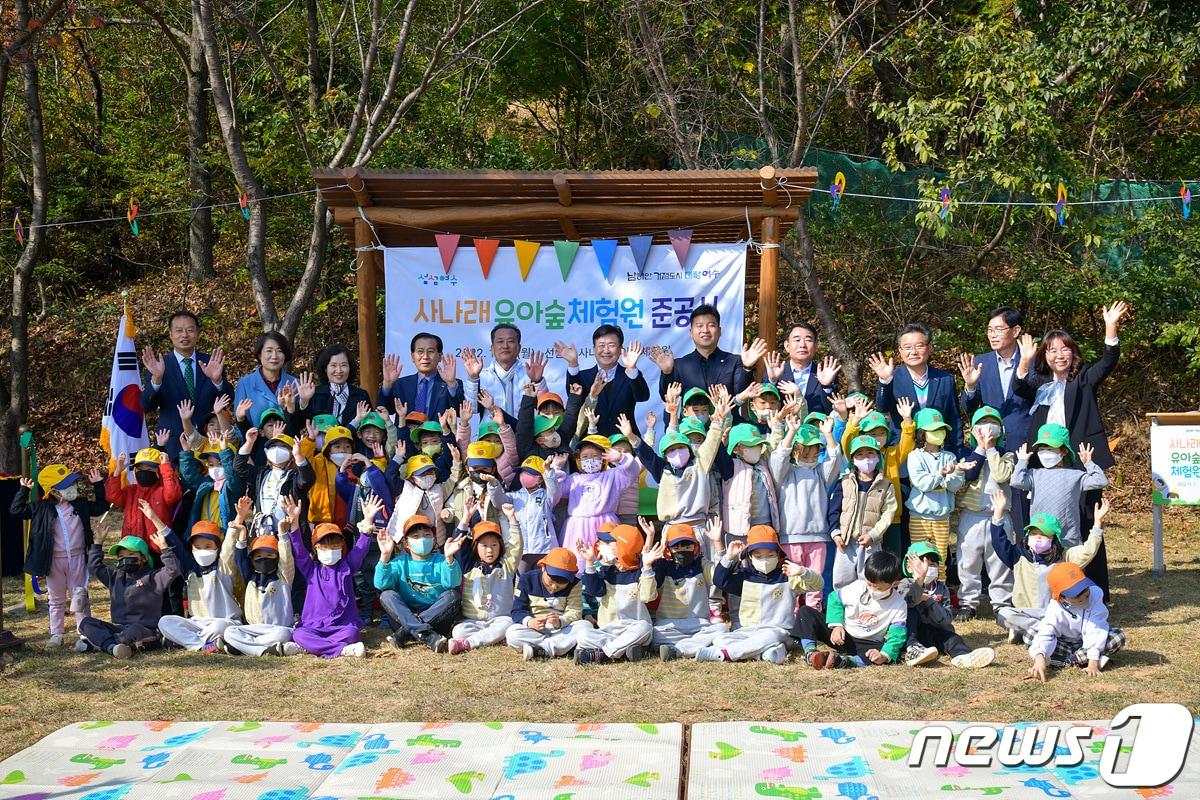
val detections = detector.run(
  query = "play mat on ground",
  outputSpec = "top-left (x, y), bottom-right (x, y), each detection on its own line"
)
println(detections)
top-left (1, 718), bottom-right (1196, 799)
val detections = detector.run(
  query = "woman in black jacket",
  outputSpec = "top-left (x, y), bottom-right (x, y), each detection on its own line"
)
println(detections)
top-left (12, 465), bottom-right (109, 646)
top-left (296, 345), bottom-right (372, 428)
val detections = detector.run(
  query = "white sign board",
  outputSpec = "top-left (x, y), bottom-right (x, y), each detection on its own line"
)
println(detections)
top-left (1151, 423), bottom-right (1200, 506)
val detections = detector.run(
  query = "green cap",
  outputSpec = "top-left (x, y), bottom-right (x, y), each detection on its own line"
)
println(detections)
top-left (658, 430), bottom-right (693, 457)
top-left (678, 417), bottom-right (708, 438)
top-left (108, 535), bottom-right (151, 562)
top-left (609, 434), bottom-right (632, 448)
top-left (726, 423), bottom-right (768, 456)
top-left (534, 415), bottom-right (562, 437)
top-left (359, 411), bottom-right (388, 431)
top-left (847, 391), bottom-right (869, 404)
top-left (312, 413), bottom-right (339, 433)
top-left (477, 420), bottom-right (501, 439)
top-left (790, 424), bottom-right (823, 448)
top-left (757, 382), bottom-right (781, 400)
top-left (409, 420), bottom-right (443, 444)
top-left (1024, 512), bottom-right (1063, 543)
top-left (1033, 423), bottom-right (1074, 463)
top-left (803, 412), bottom-right (828, 426)
top-left (681, 387), bottom-right (713, 410)
top-left (859, 411), bottom-right (890, 433)
top-left (967, 406), bottom-right (1005, 447)
top-left (902, 541), bottom-right (941, 577)
top-left (848, 435), bottom-right (881, 455)
top-left (914, 407), bottom-right (951, 432)
top-left (257, 406), bottom-right (286, 427)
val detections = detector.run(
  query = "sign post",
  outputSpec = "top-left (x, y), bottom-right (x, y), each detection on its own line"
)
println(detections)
top-left (1147, 412), bottom-right (1200, 576)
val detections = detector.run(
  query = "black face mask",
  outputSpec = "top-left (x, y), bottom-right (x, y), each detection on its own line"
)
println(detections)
top-left (135, 471), bottom-right (159, 487)
top-left (253, 557), bottom-right (278, 575)
top-left (469, 472), bottom-right (489, 485)
top-left (117, 556), bottom-right (143, 572)
top-left (671, 549), bottom-right (696, 568)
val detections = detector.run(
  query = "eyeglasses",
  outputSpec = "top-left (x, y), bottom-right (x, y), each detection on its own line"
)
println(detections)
top-left (986, 326), bottom-right (1011, 335)
top-left (898, 343), bottom-right (929, 353)
top-left (413, 348), bottom-right (440, 357)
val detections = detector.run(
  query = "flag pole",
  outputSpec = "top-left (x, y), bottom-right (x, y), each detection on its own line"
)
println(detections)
top-left (0, 429), bottom-right (31, 650)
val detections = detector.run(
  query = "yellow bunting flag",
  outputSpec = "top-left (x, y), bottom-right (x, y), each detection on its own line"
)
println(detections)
top-left (514, 240), bottom-right (541, 281)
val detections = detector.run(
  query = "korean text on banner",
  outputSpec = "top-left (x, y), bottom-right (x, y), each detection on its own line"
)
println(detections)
top-left (1151, 423), bottom-right (1200, 506)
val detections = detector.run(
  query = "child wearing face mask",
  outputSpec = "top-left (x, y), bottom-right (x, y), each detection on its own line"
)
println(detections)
top-left (722, 424), bottom-right (780, 543)
top-left (829, 436), bottom-right (898, 589)
top-left (235, 429), bottom-right (314, 531)
top-left (443, 441), bottom-right (510, 534)
top-left (506, 547), bottom-right (589, 660)
top-left (738, 381), bottom-right (783, 432)
top-left (680, 387), bottom-right (715, 428)
top-left (701, 525), bottom-right (823, 664)
top-left (769, 414), bottom-right (843, 611)
top-left (395, 419), bottom-right (455, 484)
top-left (180, 434), bottom-right (243, 531)
top-left (507, 455), bottom-right (564, 575)
top-left (840, 399), bottom-right (916, 556)
top-left (457, 404), bottom-right (518, 485)
top-left (76, 510), bottom-right (179, 659)
top-left (291, 494), bottom-right (376, 658)
top-left (1026, 562), bottom-right (1125, 682)
top-left (548, 436), bottom-right (640, 561)
top-left (573, 523), bottom-right (658, 664)
top-left (297, 425), bottom-right (356, 528)
top-left (387, 453), bottom-right (462, 547)
top-left (516, 386), bottom-right (585, 462)
top-left (105, 447), bottom-right (183, 560)
top-left (989, 489), bottom-right (1107, 644)
top-left (220, 496), bottom-right (302, 656)
top-left (376, 514), bottom-right (465, 652)
top-left (15, 465), bottom-right (108, 647)
top-left (606, 433), bottom-right (646, 526)
top-left (1010, 423), bottom-right (1108, 548)
top-left (898, 542), bottom-right (995, 669)
top-left (793, 550), bottom-right (907, 669)
top-left (650, 521), bottom-right (729, 661)
top-left (905, 408), bottom-right (967, 563)
top-left (952, 407), bottom-right (1016, 621)
top-left (447, 506), bottom-right (523, 654)
top-left (154, 510), bottom-right (243, 652)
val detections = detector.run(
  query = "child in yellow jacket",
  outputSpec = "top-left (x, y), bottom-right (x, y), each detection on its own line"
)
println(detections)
top-left (840, 396), bottom-right (915, 555)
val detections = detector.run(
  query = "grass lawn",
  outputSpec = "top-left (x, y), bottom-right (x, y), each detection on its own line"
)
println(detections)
top-left (1, 509), bottom-right (1197, 760)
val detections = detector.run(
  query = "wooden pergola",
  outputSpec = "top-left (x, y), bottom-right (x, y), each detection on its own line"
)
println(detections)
top-left (314, 165), bottom-right (817, 400)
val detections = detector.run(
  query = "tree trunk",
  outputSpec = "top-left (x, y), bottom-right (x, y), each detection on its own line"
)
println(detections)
top-left (186, 6), bottom-right (214, 281)
top-left (281, 193), bottom-right (330, 342)
top-left (305, 0), bottom-right (320, 114)
top-left (1, 0), bottom-right (50, 473)
top-left (195, 0), bottom-right (276, 329)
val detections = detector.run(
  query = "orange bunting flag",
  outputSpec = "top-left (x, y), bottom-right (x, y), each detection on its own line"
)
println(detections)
top-left (514, 240), bottom-right (541, 281)
top-left (473, 238), bottom-right (500, 279)
top-left (434, 233), bottom-right (460, 275)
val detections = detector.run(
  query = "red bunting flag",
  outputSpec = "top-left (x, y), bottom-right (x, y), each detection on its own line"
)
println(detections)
top-left (473, 238), bottom-right (500, 279)
top-left (435, 233), bottom-right (461, 275)
top-left (668, 228), bottom-right (693, 266)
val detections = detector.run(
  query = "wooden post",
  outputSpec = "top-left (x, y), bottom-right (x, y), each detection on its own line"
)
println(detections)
top-left (758, 165), bottom-right (781, 351)
top-left (356, 218), bottom-right (381, 404)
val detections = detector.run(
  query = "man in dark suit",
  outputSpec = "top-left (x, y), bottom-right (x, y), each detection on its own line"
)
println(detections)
top-left (377, 332), bottom-right (463, 421)
top-left (870, 322), bottom-right (963, 447)
top-left (649, 303), bottom-right (763, 400)
top-left (140, 311), bottom-right (233, 460)
top-left (560, 324), bottom-right (650, 437)
top-left (770, 321), bottom-right (840, 415)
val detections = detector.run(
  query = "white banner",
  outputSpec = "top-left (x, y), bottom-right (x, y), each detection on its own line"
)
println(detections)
top-left (384, 242), bottom-right (747, 431)
top-left (1151, 423), bottom-right (1200, 506)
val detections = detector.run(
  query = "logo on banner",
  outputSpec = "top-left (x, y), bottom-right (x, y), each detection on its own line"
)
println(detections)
top-left (907, 703), bottom-right (1193, 788)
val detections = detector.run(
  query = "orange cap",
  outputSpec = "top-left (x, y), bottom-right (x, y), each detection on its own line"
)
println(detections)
top-left (665, 523), bottom-right (698, 547)
top-left (1046, 562), bottom-right (1094, 601)
top-left (189, 520), bottom-right (223, 542)
top-left (538, 547), bottom-right (579, 580)
top-left (611, 524), bottom-right (645, 570)
top-left (472, 520), bottom-right (502, 540)
top-left (403, 515), bottom-right (434, 535)
top-left (537, 391), bottom-right (564, 409)
top-left (249, 535), bottom-right (279, 555)
top-left (597, 521), bottom-right (618, 534)
top-left (744, 524), bottom-right (782, 557)
top-left (310, 522), bottom-right (344, 549)
top-left (405, 411), bottom-right (428, 424)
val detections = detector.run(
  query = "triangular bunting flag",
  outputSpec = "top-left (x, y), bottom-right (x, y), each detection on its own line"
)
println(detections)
top-left (592, 239), bottom-right (618, 283)
top-left (668, 228), bottom-right (693, 266)
top-left (514, 240), bottom-right (541, 281)
top-left (473, 238), bottom-right (500, 279)
top-left (554, 240), bottom-right (580, 280)
top-left (434, 233), bottom-right (460, 274)
top-left (628, 234), bottom-right (653, 272)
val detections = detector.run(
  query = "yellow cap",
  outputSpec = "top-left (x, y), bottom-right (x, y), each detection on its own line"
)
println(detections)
top-left (323, 426), bottom-right (354, 449)
top-left (37, 464), bottom-right (77, 494)
top-left (519, 455), bottom-right (546, 475)
top-left (405, 454), bottom-right (436, 477)
top-left (134, 447), bottom-right (163, 465)
top-left (267, 433), bottom-right (296, 450)
top-left (579, 434), bottom-right (612, 451)
top-left (466, 440), bottom-right (499, 462)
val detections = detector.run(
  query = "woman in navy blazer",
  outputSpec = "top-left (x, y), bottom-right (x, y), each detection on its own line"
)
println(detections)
top-left (233, 331), bottom-right (298, 429)
top-left (296, 345), bottom-right (372, 427)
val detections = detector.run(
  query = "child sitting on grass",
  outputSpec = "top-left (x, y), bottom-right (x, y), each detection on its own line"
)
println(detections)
top-left (1026, 562), bottom-right (1125, 682)
top-left (448, 505), bottom-right (523, 655)
top-left (376, 514), bottom-right (465, 653)
top-left (221, 496), bottom-right (302, 656)
top-left (898, 542), bottom-right (994, 669)
top-left (505, 547), bottom-right (589, 660)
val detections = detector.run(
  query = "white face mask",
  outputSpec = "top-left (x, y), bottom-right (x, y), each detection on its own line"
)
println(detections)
top-left (738, 446), bottom-right (762, 465)
top-left (598, 542), bottom-right (617, 563)
top-left (869, 588), bottom-right (893, 601)
top-left (750, 554), bottom-right (779, 574)
top-left (266, 446), bottom-right (290, 466)
top-left (1038, 450), bottom-right (1063, 468)
top-left (977, 423), bottom-right (1001, 442)
top-left (925, 565), bottom-right (939, 583)
top-left (208, 466), bottom-right (225, 482)
top-left (580, 457), bottom-right (603, 474)
top-left (853, 455), bottom-right (880, 473)
top-left (192, 548), bottom-right (218, 567)
top-left (414, 473), bottom-right (437, 490)
top-left (57, 486), bottom-right (79, 502)
top-left (538, 432), bottom-right (561, 449)
top-left (329, 452), bottom-right (350, 467)
top-left (755, 408), bottom-right (776, 422)
top-left (317, 548), bottom-right (342, 566)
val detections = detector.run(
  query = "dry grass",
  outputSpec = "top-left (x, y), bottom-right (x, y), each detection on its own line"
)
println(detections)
top-left (1, 510), bottom-right (1198, 760)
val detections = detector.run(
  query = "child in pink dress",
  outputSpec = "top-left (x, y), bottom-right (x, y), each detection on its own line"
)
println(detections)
top-left (546, 436), bottom-right (640, 565)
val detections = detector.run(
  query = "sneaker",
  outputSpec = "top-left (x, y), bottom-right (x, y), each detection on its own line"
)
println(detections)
top-left (694, 647), bottom-right (726, 662)
top-left (951, 647), bottom-right (995, 669)
top-left (281, 641), bottom-right (304, 656)
top-left (1006, 627), bottom-right (1022, 645)
top-left (1098, 655), bottom-right (1110, 670)
top-left (448, 638), bottom-right (471, 655)
top-left (904, 645), bottom-right (940, 667)
top-left (761, 644), bottom-right (787, 665)
top-left (574, 648), bottom-right (609, 665)
top-left (111, 643), bottom-right (132, 660)
top-left (385, 634), bottom-right (404, 651)
top-left (954, 607), bottom-right (976, 622)
top-left (806, 650), bottom-right (828, 669)
top-left (426, 635), bottom-right (448, 654)
top-left (659, 645), bottom-right (677, 662)
top-left (74, 638), bottom-right (90, 653)
top-left (522, 644), bottom-right (543, 662)
top-left (201, 640), bottom-right (219, 654)
top-left (709, 610), bottom-right (728, 625)
top-left (48, 634), bottom-right (64, 647)
top-left (625, 646), bottom-right (644, 663)
top-left (340, 642), bottom-right (366, 658)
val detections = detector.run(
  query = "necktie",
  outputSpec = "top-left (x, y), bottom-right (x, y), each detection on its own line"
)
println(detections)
top-left (182, 356), bottom-right (195, 398)
top-left (416, 377), bottom-right (430, 414)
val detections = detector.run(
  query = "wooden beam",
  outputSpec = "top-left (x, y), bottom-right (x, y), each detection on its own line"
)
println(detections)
top-left (356, 218), bottom-right (381, 404)
top-left (331, 202), bottom-right (801, 227)
top-left (342, 166), bottom-right (374, 208)
top-left (553, 173), bottom-right (580, 239)
top-left (759, 164), bottom-right (779, 207)
top-left (758, 215), bottom-right (780, 351)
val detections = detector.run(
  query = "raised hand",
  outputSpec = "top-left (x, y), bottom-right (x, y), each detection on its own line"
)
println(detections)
top-left (726, 539), bottom-right (746, 559)
top-left (235, 494), bottom-right (254, 522)
top-left (764, 350), bottom-right (784, 382)
top-left (641, 538), bottom-right (666, 568)
top-left (198, 346), bottom-right (225, 383)
top-left (1101, 300), bottom-right (1129, 332)
top-left (212, 393), bottom-right (231, 416)
top-left (141, 346), bottom-right (165, 383)
top-left (830, 393), bottom-right (848, 419)
top-left (664, 381), bottom-right (682, 415)
top-left (704, 517), bottom-right (724, 546)
top-left (550, 452), bottom-right (570, 470)
top-left (583, 406), bottom-right (600, 431)
top-left (712, 391), bottom-right (735, 423)
top-left (1078, 442), bottom-right (1094, 465)
top-left (741, 338), bottom-right (769, 369)
top-left (568, 382), bottom-right (583, 396)
top-left (589, 371), bottom-right (606, 399)
top-left (502, 502), bottom-right (517, 522)
top-left (637, 515), bottom-right (656, 544)
top-left (155, 428), bottom-right (170, 447)
top-left (86, 468), bottom-right (103, 484)
top-left (522, 381), bottom-right (537, 397)
top-left (370, 441), bottom-right (385, 461)
top-left (236, 397), bottom-right (254, 422)
top-left (525, 350), bottom-right (547, 383)
top-left (643, 410), bottom-right (657, 435)
top-left (553, 341), bottom-right (579, 368)
top-left (777, 380), bottom-right (801, 404)
top-left (281, 494), bottom-right (302, 529)
top-left (989, 488), bottom-right (1008, 517)
top-left (1017, 333), bottom-right (1037, 366)
top-left (783, 560), bottom-right (805, 578)
top-left (297, 372), bottom-right (316, 406)
top-left (19, 476), bottom-right (34, 489)
top-left (245, 427), bottom-right (260, 448)
top-left (648, 344), bottom-right (674, 374)
top-left (621, 340), bottom-right (644, 371)
top-left (819, 413), bottom-right (836, 438)
top-left (278, 382), bottom-right (296, 414)
top-left (292, 435), bottom-right (304, 464)
top-left (816, 356), bottom-right (841, 387)
top-left (604, 444), bottom-right (624, 464)
top-left (354, 400), bottom-right (370, 425)
top-left (867, 352), bottom-right (894, 383)
top-left (616, 413), bottom-right (635, 439)
top-left (138, 498), bottom-right (166, 530)
top-left (393, 398), bottom-right (408, 420)
top-left (575, 539), bottom-right (599, 564)
top-left (477, 388), bottom-right (496, 411)
top-left (1093, 496), bottom-right (1111, 526)
top-left (1015, 443), bottom-right (1030, 462)
top-left (360, 490), bottom-right (384, 524)
top-left (461, 348), bottom-right (484, 380)
top-left (116, 452), bottom-right (128, 474)
top-left (304, 419), bottom-right (318, 443)
top-left (381, 353), bottom-right (403, 387)
top-left (178, 432), bottom-right (191, 452)
top-left (177, 399), bottom-right (194, 422)
top-left (907, 553), bottom-right (928, 584)
top-left (976, 424), bottom-right (996, 450)
top-left (958, 353), bottom-right (982, 390)
top-left (149, 528), bottom-right (169, 553)
top-left (377, 528), bottom-right (395, 560)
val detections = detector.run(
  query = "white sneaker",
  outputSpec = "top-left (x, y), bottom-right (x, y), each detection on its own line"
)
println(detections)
top-left (48, 635), bottom-right (64, 647)
top-left (340, 642), bottom-right (366, 658)
top-left (1098, 654), bottom-right (1110, 670)
top-left (74, 638), bottom-right (90, 653)
top-left (111, 643), bottom-right (132, 660)
top-left (281, 641), bottom-right (304, 656)
top-left (905, 645), bottom-right (940, 667)
top-left (951, 647), bottom-right (995, 669)
top-left (1006, 627), bottom-right (1022, 645)
top-left (760, 644), bottom-right (787, 665)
